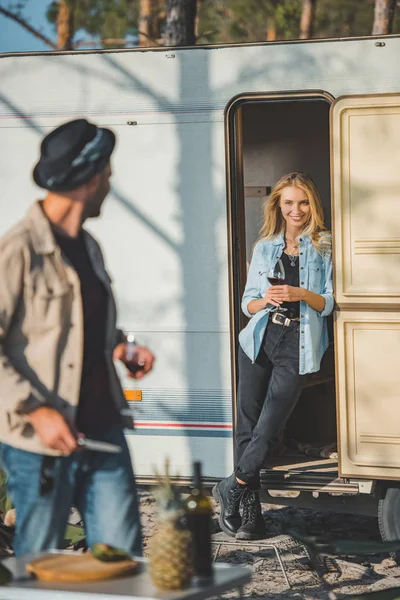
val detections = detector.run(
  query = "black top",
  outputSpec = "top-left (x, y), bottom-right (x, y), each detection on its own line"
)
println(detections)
top-left (280, 252), bottom-right (300, 318)
top-left (52, 227), bottom-right (121, 434)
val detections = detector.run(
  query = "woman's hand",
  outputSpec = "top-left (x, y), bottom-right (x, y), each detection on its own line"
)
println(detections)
top-left (247, 287), bottom-right (282, 314)
top-left (272, 285), bottom-right (305, 303)
top-left (273, 285), bottom-right (326, 312)
top-left (263, 286), bottom-right (283, 307)
top-left (247, 284), bottom-right (324, 315)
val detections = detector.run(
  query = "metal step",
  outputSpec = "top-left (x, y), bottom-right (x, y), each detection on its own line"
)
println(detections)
top-left (260, 459), bottom-right (359, 495)
top-left (261, 472), bottom-right (359, 494)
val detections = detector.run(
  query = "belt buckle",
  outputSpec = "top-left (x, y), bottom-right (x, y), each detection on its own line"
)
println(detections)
top-left (272, 312), bottom-right (291, 327)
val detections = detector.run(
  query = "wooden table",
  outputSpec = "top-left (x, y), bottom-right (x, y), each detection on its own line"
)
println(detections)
top-left (0, 554), bottom-right (252, 600)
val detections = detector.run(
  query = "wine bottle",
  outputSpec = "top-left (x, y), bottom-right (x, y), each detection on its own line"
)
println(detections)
top-left (185, 461), bottom-right (214, 583)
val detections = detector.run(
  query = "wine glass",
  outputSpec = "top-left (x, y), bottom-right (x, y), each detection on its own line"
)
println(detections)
top-left (266, 259), bottom-right (286, 313)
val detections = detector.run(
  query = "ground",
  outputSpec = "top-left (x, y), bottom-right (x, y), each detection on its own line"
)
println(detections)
top-left (139, 491), bottom-right (400, 600)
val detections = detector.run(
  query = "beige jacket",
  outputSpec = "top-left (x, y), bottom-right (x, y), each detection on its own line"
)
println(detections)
top-left (0, 202), bottom-right (132, 455)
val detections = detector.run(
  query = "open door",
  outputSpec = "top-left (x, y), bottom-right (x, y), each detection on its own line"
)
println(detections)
top-left (332, 94), bottom-right (400, 479)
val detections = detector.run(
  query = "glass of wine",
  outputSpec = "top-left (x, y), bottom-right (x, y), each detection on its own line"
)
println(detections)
top-left (266, 259), bottom-right (286, 313)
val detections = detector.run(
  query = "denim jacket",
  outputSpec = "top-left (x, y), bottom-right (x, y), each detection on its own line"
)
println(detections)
top-left (239, 232), bottom-right (334, 375)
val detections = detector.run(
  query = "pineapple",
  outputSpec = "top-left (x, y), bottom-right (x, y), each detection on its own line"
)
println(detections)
top-left (148, 459), bottom-right (193, 590)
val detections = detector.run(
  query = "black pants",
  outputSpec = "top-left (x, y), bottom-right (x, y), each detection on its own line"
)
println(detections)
top-left (235, 321), bottom-right (306, 488)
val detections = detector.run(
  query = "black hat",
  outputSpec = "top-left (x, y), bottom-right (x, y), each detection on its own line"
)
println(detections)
top-left (33, 118), bottom-right (116, 192)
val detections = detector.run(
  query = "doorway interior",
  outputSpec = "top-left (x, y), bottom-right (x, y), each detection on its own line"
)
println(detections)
top-left (226, 92), bottom-right (339, 494)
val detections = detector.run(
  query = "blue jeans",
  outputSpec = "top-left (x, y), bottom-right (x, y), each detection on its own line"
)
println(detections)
top-left (1, 427), bottom-right (142, 557)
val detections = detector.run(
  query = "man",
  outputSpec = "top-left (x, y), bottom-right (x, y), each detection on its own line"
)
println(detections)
top-left (0, 118), bottom-right (155, 557)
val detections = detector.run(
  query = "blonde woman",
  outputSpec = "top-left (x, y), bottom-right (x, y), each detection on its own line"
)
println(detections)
top-left (213, 172), bottom-right (334, 540)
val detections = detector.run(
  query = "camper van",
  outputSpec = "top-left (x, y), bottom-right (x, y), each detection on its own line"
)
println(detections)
top-left (1, 34), bottom-right (400, 544)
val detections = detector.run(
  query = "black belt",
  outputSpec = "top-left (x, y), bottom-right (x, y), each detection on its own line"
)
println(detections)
top-left (280, 307), bottom-right (299, 320)
top-left (271, 312), bottom-right (300, 329)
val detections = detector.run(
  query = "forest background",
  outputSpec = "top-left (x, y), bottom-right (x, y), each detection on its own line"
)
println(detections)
top-left (0, 0), bottom-right (399, 53)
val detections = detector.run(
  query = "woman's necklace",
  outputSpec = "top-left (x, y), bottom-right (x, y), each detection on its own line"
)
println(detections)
top-left (287, 253), bottom-right (298, 268)
top-left (285, 237), bottom-right (299, 268)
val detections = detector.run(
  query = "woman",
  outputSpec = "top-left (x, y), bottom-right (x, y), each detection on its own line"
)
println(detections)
top-left (213, 172), bottom-right (334, 540)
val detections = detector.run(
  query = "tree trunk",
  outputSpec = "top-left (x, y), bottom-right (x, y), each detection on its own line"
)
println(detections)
top-left (372, 0), bottom-right (397, 34)
top-left (299, 0), bottom-right (317, 39)
top-left (139, 0), bottom-right (155, 46)
top-left (194, 0), bottom-right (200, 40)
top-left (164, 0), bottom-right (197, 46)
top-left (57, 0), bottom-right (74, 50)
top-left (266, 17), bottom-right (277, 41)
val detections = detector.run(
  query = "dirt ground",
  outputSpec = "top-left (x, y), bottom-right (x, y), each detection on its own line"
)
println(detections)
top-left (139, 490), bottom-right (400, 600)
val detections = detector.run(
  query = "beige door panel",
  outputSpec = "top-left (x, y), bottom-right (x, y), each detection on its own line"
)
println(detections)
top-left (332, 94), bottom-right (400, 479)
top-left (332, 95), bottom-right (400, 305)
top-left (336, 311), bottom-right (400, 478)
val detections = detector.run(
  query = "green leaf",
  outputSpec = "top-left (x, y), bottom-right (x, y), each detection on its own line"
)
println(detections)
top-left (92, 543), bottom-right (130, 562)
top-left (63, 524), bottom-right (85, 548)
top-left (0, 469), bottom-right (10, 515)
top-left (0, 563), bottom-right (12, 586)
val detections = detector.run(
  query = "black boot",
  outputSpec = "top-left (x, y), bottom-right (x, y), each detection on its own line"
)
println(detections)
top-left (212, 473), bottom-right (245, 536)
top-left (236, 488), bottom-right (266, 540)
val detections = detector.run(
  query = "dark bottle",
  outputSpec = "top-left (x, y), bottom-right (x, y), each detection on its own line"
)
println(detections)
top-left (185, 462), bottom-right (213, 583)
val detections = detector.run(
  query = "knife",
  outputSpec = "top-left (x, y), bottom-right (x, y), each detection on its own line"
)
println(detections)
top-left (77, 437), bottom-right (122, 454)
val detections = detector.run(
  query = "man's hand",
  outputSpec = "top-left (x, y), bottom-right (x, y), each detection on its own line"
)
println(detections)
top-left (113, 343), bottom-right (155, 379)
top-left (26, 407), bottom-right (77, 454)
top-left (271, 285), bottom-right (306, 303)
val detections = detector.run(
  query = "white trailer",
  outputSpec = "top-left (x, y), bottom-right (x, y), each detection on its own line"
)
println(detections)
top-left (2, 35), bottom-right (400, 542)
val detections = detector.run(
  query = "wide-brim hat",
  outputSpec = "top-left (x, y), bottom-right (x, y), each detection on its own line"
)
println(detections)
top-left (33, 118), bottom-right (116, 192)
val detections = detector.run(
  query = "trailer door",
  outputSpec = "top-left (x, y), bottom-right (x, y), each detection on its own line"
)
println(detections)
top-left (332, 94), bottom-right (400, 479)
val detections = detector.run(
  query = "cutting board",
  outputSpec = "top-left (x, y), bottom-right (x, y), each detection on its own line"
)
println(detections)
top-left (26, 553), bottom-right (138, 582)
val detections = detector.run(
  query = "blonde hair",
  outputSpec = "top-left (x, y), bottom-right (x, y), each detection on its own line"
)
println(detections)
top-left (259, 172), bottom-right (330, 253)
